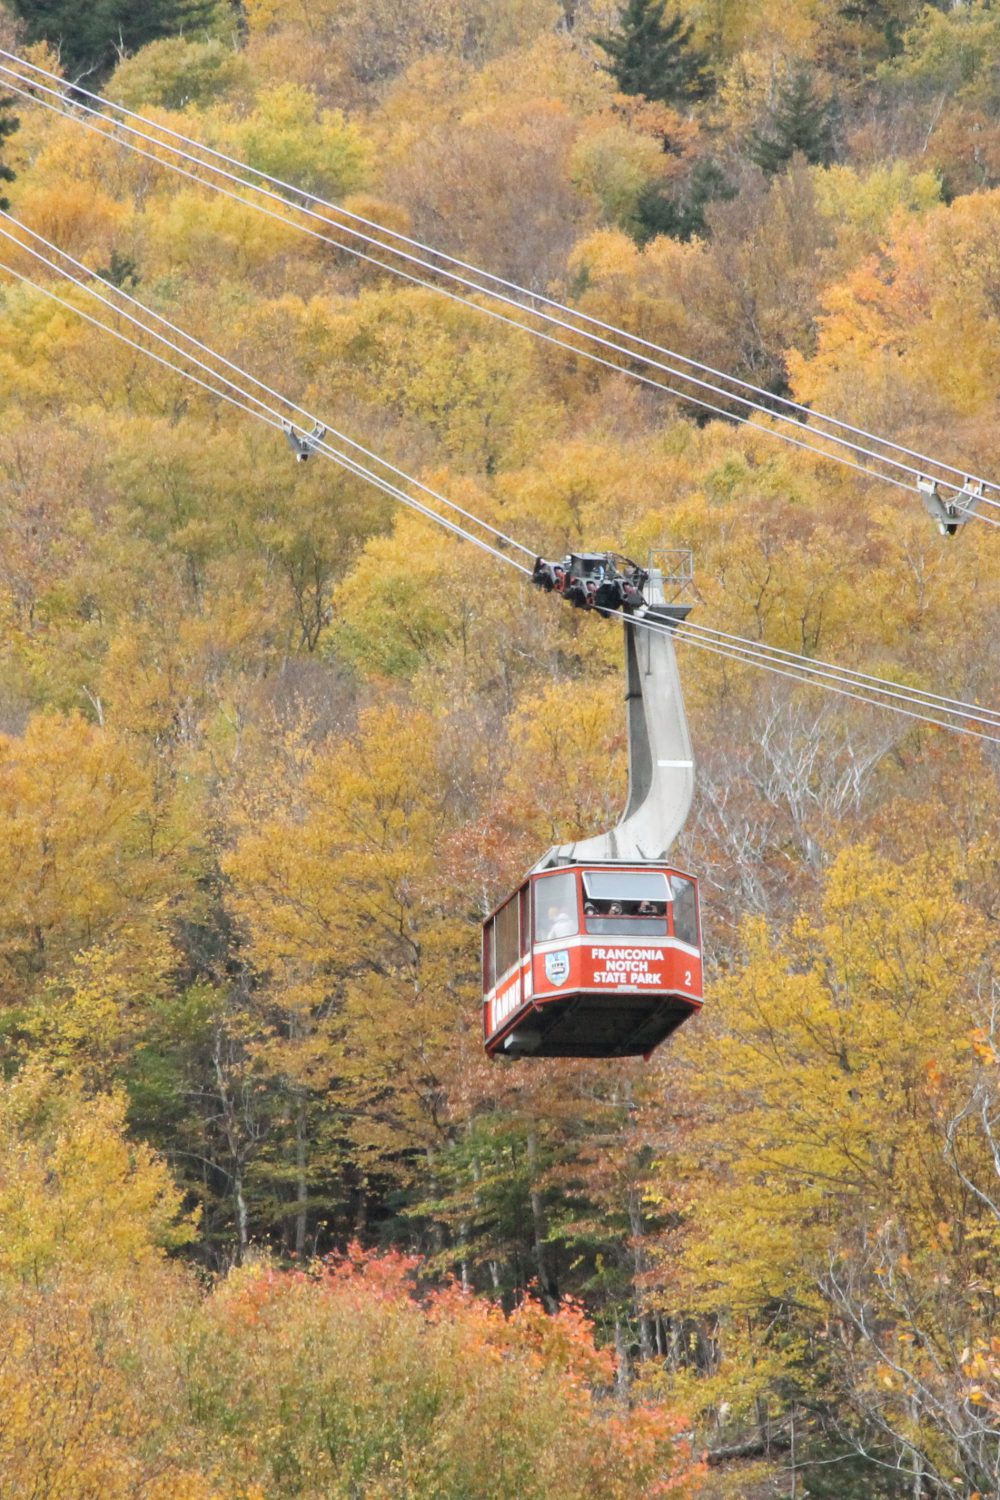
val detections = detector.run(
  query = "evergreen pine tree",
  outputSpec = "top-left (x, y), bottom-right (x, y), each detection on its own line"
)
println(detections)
top-left (750, 66), bottom-right (836, 176)
top-left (634, 157), bottom-right (734, 243)
top-left (0, 95), bottom-right (18, 214)
top-left (593, 0), bottom-right (710, 106)
top-left (9, 0), bottom-right (217, 80)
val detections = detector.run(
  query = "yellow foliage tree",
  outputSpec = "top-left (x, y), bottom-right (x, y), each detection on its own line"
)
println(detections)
top-left (0, 712), bottom-right (176, 1003)
top-left (789, 188), bottom-right (1000, 431)
top-left (225, 700), bottom-right (480, 1179)
top-left (0, 1065), bottom-right (195, 1283)
top-left (658, 844), bottom-right (995, 1458)
top-left (0, 1067), bottom-right (230, 1499)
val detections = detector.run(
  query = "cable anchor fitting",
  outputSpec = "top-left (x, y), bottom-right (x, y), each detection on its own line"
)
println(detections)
top-left (918, 476), bottom-right (983, 536)
top-left (283, 420), bottom-right (326, 462)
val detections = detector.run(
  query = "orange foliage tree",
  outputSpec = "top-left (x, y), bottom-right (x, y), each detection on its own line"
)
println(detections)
top-left (185, 1244), bottom-right (706, 1498)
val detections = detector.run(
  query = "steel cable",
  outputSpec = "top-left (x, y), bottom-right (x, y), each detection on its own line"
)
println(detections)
top-left (1, 52), bottom-right (998, 525)
top-left (4, 48), bottom-right (1000, 512)
top-left (0, 214), bottom-right (532, 562)
top-left (0, 254), bottom-right (528, 568)
top-left (1, 238), bottom-right (996, 743)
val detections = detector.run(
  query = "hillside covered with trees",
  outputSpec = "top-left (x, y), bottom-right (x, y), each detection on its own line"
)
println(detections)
top-left (0, 0), bottom-right (997, 1495)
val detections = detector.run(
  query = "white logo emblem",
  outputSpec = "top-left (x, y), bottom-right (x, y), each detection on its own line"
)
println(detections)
top-left (545, 951), bottom-right (570, 986)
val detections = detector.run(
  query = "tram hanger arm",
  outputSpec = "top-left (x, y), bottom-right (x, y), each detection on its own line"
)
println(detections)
top-left (533, 567), bottom-right (695, 871)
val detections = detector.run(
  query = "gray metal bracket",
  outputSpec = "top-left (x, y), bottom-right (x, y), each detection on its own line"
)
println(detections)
top-left (918, 477), bottom-right (983, 536)
top-left (283, 420), bottom-right (327, 462)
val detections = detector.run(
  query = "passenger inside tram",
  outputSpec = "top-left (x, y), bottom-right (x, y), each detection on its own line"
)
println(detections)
top-left (544, 903), bottom-right (576, 940)
top-left (534, 871), bottom-right (578, 941)
top-left (582, 874), bottom-right (662, 934)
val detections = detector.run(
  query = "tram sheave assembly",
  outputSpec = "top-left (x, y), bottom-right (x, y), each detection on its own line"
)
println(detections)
top-left (483, 559), bottom-right (703, 1060)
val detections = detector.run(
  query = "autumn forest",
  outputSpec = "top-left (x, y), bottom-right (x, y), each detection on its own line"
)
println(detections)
top-left (0, 0), bottom-right (998, 1495)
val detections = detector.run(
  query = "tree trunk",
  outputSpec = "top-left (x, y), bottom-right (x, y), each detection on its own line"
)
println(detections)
top-left (234, 1167), bottom-right (249, 1258)
top-left (614, 1315), bottom-right (632, 1399)
top-left (527, 1130), bottom-right (559, 1310)
top-left (213, 1029), bottom-right (250, 1262)
top-left (294, 1092), bottom-right (308, 1256)
top-left (628, 1184), bottom-right (655, 1362)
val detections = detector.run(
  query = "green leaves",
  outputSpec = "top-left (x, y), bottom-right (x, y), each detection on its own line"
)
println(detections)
top-left (750, 65), bottom-right (836, 175)
top-left (593, 0), bottom-right (710, 107)
top-left (9, 0), bottom-right (218, 79)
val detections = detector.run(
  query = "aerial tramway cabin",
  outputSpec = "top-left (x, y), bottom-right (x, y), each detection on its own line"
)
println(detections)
top-left (483, 861), bottom-right (702, 1059)
top-left (484, 553), bottom-right (703, 1061)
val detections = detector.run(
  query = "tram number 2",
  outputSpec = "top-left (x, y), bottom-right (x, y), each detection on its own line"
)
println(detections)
top-left (684, 970), bottom-right (692, 986)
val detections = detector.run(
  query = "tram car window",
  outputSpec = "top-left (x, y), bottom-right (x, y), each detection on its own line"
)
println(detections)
top-left (671, 876), bottom-right (699, 946)
top-left (483, 920), bottom-right (495, 993)
top-left (534, 870), bottom-right (578, 941)
top-left (582, 870), bottom-right (669, 936)
top-left (494, 895), bottom-right (521, 984)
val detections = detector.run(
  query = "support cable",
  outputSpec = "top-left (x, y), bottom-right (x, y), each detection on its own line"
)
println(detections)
top-left (677, 618), bottom-right (1000, 731)
top-left (647, 615), bottom-right (1000, 742)
top-left (0, 70), bottom-right (857, 467)
top-left (2, 51), bottom-right (998, 525)
top-left (0, 214), bottom-right (532, 563)
top-left (1, 239), bottom-right (996, 742)
top-left (0, 254), bottom-right (528, 569)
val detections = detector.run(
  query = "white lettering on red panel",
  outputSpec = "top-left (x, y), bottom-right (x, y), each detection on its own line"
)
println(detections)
top-left (589, 947), bottom-right (663, 986)
top-left (490, 980), bottom-right (523, 1034)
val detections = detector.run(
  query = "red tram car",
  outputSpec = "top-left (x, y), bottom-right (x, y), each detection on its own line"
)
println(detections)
top-left (483, 861), bottom-right (702, 1059)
